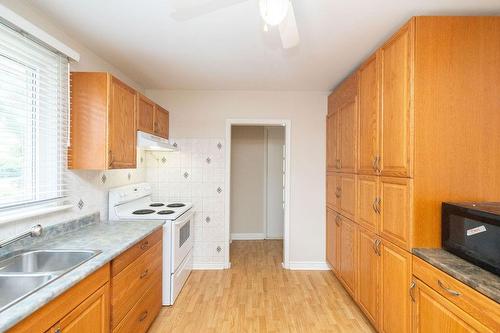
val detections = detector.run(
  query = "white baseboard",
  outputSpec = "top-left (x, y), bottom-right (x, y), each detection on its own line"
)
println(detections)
top-left (288, 261), bottom-right (331, 271)
top-left (231, 233), bottom-right (265, 240)
top-left (192, 263), bottom-right (225, 270)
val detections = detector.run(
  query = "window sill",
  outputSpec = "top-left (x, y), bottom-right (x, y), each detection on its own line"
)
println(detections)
top-left (0, 204), bottom-right (73, 224)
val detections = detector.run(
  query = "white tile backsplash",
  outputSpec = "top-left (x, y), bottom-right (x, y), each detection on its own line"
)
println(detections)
top-left (146, 138), bottom-right (226, 266)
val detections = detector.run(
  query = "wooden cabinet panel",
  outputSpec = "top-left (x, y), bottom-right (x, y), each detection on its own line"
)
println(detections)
top-left (154, 105), bottom-right (169, 139)
top-left (108, 77), bottom-right (137, 169)
top-left (357, 227), bottom-right (380, 328)
top-left (358, 54), bottom-right (380, 175)
top-left (380, 240), bottom-right (412, 333)
top-left (339, 216), bottom-right (357, 297)
top-left (413, 256), bottom-right (500, 331)
top-left (357, 175), bottom-right (379, 232)
top-left (111, 242), bottom-right (162, 328)
top-left (137, 94), bottom-right (155, 134)
top-left (326, 208), bottom-right (341, 273)
top-left (339, 99), bottom-right (357, 173)
top-left (55, 284), bottom-right (109, 333)
top-left (412, 279), bottom-right (490, 333)
top-left (339, 174), bottom-right (356, 220)
top-left (380, 20), bottom-right (414, 178)
top-left (326, 173), bottom-right (340, 210)
top-left (326, 110), bottom-right (340, 171)
top-left (113, 279), bottom-right (162, 333)
top-left (380, 177), bottom-right (412, 250)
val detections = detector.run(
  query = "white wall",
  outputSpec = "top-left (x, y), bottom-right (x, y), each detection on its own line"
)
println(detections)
top-left (145, 90), bottom-right (328, 263)
top-left (266, 126), bottom-right (285, 239)
top-left (0, 0), bottom-right (146, 240)
top-left (230, 126), bottom-right (266, 237)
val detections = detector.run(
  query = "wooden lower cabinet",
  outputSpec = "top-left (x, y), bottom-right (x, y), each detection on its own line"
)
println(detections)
top-left (326, 208), bottom-right (340, 273)
top-left (339, 215), bottom-right (357, 297)
top-left (412, 279), bottom-right (491, 333)
top-left (9, 265), bottom-right (110, 333)
top-left (357, 227), bottom-right (380, 328)
top-left (380, 240), bottom-right (412, 333)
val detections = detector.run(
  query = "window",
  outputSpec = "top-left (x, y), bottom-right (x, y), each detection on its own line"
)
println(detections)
top-left (0, 22), bottom-right (69, 210)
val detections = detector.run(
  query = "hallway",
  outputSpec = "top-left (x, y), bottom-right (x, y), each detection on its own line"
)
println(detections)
top-left (149, 240), bottom-right (374, 332)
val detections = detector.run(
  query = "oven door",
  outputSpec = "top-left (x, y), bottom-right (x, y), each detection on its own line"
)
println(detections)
top-left (171, 210), bottom-right (194, 272)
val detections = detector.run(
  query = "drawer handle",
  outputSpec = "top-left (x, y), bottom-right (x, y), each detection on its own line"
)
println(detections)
top-left (438, 279), bottom-right (461, 296)
top-left (140, 269), bottom-right (149, 279)
top-left (140, 241), bottom-right (150, 250)
top-left (139, 310), bottom-right (149, 322)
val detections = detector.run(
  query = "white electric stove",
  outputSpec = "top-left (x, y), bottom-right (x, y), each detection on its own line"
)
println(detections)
top-left (108, 183), bottom-right (194, 306)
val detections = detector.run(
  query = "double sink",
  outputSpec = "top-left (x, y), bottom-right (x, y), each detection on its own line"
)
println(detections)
top-left (0, 249), bottom-right (101, 312)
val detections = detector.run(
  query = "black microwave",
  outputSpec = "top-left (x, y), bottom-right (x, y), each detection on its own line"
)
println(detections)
top-left (442, 202), bottom-right (500, 276)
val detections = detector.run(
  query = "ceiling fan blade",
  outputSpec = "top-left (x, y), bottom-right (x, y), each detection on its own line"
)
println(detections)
top-left (171, 0), bottom-right (249, 21)
top-left (278, 1), bottom-right (300, 49)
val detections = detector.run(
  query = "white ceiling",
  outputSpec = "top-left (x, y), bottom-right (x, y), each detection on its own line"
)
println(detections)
top-left (22, 0), bottom-right (500, 90)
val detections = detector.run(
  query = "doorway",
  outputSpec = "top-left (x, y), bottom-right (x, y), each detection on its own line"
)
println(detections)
top-left (224, 119), bottom-right (291, 269)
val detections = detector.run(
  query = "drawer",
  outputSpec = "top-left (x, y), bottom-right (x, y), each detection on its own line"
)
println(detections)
top-left (412, 256), bottom-right (500, 332)
top-left (113, 278), bottom-right (162, 333)
top-left (111, 228), bottom-right (162, 277)
top-left (111, 241), bottom-right (162, 328)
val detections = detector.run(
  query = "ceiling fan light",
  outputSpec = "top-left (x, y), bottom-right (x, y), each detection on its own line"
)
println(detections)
top-left (259, 0), bottom-right (289, 27)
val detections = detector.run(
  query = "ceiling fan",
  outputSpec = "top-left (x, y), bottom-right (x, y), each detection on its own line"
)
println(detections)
top-left (170, 0), bottom-right (300, 49)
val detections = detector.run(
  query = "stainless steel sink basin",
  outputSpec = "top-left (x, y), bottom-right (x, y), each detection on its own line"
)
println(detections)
top-left (0, 249), bottom-right (101, 313)
top-left (0, 250), bottom-right (100, 274)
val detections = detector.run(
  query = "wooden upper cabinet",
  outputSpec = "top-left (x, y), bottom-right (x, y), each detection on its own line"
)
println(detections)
top-left (358, 54), bottom-right (380, 175)
top-left (339, 98), bottom-right (357, 173)
top-left (326, 109), bottom-right (339, 171)
top-left (137, 94), bottom-right (155, 135)
top-left (69, 72), bottom-right (137, 170)
top-left (357, 227), bottom-right (380, 329)
top-left (326, 208), bottom-right (341, 273)
top-left (109, 77), bottom-right (137, 169)
top-left (155, 105), bottom-right (169, 139)
top-left (339, 216), bottom-right (358, 298)
top-left (380, 239), bottom-right (412, 333)
top-left (379, 20), bottom-right (414, 178)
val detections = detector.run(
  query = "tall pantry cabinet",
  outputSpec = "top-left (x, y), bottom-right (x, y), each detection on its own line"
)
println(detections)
top-left (325, 16), bottom-right (500, 333)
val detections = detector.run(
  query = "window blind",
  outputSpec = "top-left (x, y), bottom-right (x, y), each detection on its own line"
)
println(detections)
top-left (0, 21), bottom-right (69, 210)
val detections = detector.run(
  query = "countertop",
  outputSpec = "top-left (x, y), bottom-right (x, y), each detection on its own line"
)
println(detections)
top-left (0, 219), bottom-right (164, 332)
top-left (413, 248), bottom-right (500, 304)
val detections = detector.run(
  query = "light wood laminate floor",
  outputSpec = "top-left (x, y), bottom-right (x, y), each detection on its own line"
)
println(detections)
top-left (149, 240), bottom-right (375, 332)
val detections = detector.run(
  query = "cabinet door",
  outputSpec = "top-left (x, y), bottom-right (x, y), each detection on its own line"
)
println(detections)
top-left (358, 54), bottom-right (380, 175)
top-left (412, 279), bottom-right (489, 333)
top-left (357, 227), bottom-right (380, 329)
top-left (154, 105), bottom-right (169, 139)
top-left (380, 177), bottom-right (412, 250)
top-left (137, 94), bottom-right (155, 134)
top-left (108, 77), bottom-right (137, 169)
top-left (380, 20), bottom-right (414, 177)
top-left (339, 216), bottom-right (357, 297)
top-left (380, 240), bottom-right (412, 333)
top-left (326, 208), bottom-right (340, 273)
top-left (326, 110), bottom-right (340, 171)
top-left (357, 175), bottom-right (379, 232)
top-left (339, 99), bottom-right (357, 173)
top-left (339, 174), bottom-right (356, 220)
top-left (54, 284), bottom-right (109, 333)
top-left (326, 173), bottom-right (340, 211)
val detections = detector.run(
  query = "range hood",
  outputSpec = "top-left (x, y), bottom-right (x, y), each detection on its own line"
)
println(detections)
top-left (137, 131), bottom-right (177, 151)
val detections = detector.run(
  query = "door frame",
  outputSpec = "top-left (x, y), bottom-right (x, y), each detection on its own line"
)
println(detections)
top-left (224, 119), bottom-right (291, 269)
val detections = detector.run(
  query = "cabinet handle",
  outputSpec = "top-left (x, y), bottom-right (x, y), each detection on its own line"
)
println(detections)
top-left (373, 239), bottom-right (381, 256)
top-left (376, 197), bottom-right (381, 214)
top-left (335, 215), bottom-right (341, 226)
top-left (108, 150), bottom-right (114, 167)
top-left (139, 310), bottom-right (149, 322)
top-left (437, 280), bottom-right (461, 297)
top-left (54, 328), bottom-right (61, 333)
top-left (372, 198), bottom-right (378, 213)
top-left (376, 156), bottom-right (381, 174)
top-left (335, 187), bottom-right (342, 198)
top-left (372, 156), bottom-right (378, 172)
top-left (409, 281), bottom-right (416, 302)
top-left (140, 269), bottom-right (149, 279)
top-left (140, 241), bottom-right (149, 250)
